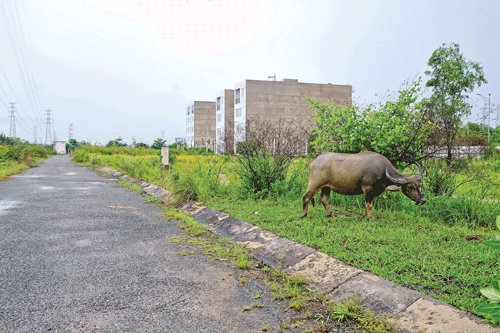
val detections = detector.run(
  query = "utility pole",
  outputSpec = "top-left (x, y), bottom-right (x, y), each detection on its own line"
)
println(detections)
top-left (161, 130), bottom-right (165, 140)
top-left (9, 103), bottom-right (16, 138)
top-left (45, 110), bottom-right (52, 145)
top-left (69, 123), bottom-right (74, 141)
top-left (34, 126), bottom-right (37, 144)
top-left (477, 94), bottom-right (492, 144)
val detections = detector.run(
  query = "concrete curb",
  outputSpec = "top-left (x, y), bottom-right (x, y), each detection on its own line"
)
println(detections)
top-left (99, 166), bottom-right (499, 333)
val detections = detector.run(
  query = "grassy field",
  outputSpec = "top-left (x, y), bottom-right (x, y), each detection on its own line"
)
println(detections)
top-left (0, 143), bottom-right (54, 180)
top-left (73, 146), bottom-right (500, 317)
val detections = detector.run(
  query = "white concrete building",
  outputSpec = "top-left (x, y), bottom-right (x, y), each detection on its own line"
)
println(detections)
top-left (215, 89), bottom-right (234, 154)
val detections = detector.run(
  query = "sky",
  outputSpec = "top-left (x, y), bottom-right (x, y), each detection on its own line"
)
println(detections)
top-left (0, 0), bottom-right (499, 146)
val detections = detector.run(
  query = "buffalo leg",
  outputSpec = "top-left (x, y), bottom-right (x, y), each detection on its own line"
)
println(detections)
top-left (320, 187), bottom-right (333, 217)
top-left (301, 186), bottom-right (321, 218)
top-left (363, 191), bottom-right (375, 220)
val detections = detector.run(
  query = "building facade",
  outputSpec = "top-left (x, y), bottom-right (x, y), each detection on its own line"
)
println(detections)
top-left (232, 79), bottom-right (352, 149)
top-left (215, 89), bottom-right (235, 154)
top-left (185, 101), bottom-right (216, 148)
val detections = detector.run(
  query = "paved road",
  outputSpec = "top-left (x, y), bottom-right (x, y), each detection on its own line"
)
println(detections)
top-left (0, 156), bottom-right (302, 333)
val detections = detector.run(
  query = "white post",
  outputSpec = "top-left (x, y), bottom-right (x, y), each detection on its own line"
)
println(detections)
top-left (161, 147), bottom-right (170, 170)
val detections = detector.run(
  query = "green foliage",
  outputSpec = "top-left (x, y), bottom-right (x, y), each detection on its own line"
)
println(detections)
top-left (308, 79), bottom-right (436, 168)
top-left (1, 143), bottom-right (50, 166)
top-left (235, 141), bottom-right (299, 198)
top-left (423, 159), bottom-right (457, 196)
top-left (134, 142), bottom-right (149, 149)
top-left (66, 138), bottom-right (89, 152)
top-left (151, 138), bottom-right (167, 150)
top-left (0, 139), bottom-right (52, 178)
top-left (106, 137), bottom-right (128, 147)
top-left (477, 216), bottom-right (500, 325)
top-left (425, 42), bottom-right (488, 162)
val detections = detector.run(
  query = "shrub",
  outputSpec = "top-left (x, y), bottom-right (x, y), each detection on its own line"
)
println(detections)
top-left (72, 149), bottom-right (90, 163)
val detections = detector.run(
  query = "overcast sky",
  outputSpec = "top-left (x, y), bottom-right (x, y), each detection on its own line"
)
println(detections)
top-left (0, 0), bottom-right (499, 145)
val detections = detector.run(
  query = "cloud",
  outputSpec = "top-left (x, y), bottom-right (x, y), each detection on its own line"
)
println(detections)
top-left (92, 0), bottom-right (274, 56)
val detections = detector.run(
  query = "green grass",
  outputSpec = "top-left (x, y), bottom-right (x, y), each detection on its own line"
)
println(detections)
top-left (205, 195), bottom-right (499, 314)
top-left (0, 158), bottom-right (47, 180)
top-left (0, 161), bottom-right (31, 180)
top-left (72, 149), bottom-right (500, 316)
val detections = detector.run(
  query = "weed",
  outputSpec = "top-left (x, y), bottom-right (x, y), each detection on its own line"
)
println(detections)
top-left (262, 326), bottom-right (269, 332)
top-left (281, 322), bottom-right (290, 329)
top-left (243, 306), bottom-right (252, 312)
top-left (254, 294), bottom-right (262, 299)
top-left (118, 179), bottom-right (143, 192)
top-left (239, 275), bottom-right (246, 286)
top-left (221, 276), bottom-right (226, 280)
top-left (146, 196), bottom-right (162, 204)
top-left (357, 311), bottom-right (396, 333)
top-left (170, 237), bottom-right (181, 244)
top-left (327, 297), bottom-right (364, 323)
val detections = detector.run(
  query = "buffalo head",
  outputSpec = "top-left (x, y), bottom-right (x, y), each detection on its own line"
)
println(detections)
top-left (385, 162), bottom-right (427, 206)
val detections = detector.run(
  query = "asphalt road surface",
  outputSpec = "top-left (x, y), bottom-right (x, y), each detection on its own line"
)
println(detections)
top-left (0, 156), bottom-right (307, 333)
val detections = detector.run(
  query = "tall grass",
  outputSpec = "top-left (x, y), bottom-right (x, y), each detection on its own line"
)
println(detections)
top-left (72, 146), bottom-right (500, 229)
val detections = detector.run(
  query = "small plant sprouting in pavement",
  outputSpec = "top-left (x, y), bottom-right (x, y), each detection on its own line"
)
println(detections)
top-left (145, 195), bottom-right (162, 204)
top-left (118, 179), bottom-right (143, 192)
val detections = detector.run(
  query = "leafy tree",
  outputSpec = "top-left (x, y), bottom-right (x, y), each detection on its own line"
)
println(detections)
top-left (151, 138), bottom-right (167, 150)
top-left (308, 79), bottom-right (436, 168)
top-left (424, 42), bottom-right (487, 163)
top-left (106, 137), bottom-right (127, 148)
top-left (134, 142), bottom-right (149, 149)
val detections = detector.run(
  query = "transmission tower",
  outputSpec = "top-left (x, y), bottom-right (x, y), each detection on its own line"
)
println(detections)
top-left (45, 110), bottom-right (52, 145)
top-left (9, 103), bottom-right (16, 138)
top-left (69, 123), bottom-right (74, 141)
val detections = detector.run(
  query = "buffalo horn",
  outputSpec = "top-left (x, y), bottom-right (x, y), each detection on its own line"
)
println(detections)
top-left (386, 168), bottom-right (407, 185)
top-left (416, 162), bottom-right (424, 181)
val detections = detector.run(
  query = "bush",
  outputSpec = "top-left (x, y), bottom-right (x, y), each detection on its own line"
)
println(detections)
top-left (424, 160), bottom-right (457, 196)
top-left (72, 149), bottom-right (90, 163)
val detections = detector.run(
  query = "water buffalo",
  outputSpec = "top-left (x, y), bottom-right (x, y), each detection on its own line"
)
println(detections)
top-left (301, 152), bottom-right (426, 220)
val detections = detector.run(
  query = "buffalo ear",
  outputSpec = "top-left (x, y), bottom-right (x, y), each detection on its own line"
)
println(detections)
top-left (386, 168), bottom-right (407, 185)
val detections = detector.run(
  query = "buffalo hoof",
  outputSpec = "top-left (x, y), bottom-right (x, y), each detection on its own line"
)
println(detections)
top-left (301, 214), bottom-right (307, 218)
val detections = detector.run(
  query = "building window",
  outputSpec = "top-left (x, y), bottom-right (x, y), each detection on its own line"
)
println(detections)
top-left (235, 89), bottom-right (240, 104)
top-left (235, 108), bottom-right (241, 118)
top-left (216, 97), bottom-right (221, 111)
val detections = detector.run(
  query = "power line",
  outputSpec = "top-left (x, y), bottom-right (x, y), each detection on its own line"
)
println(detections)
top-left (0, 0), bottom-right (44, 129)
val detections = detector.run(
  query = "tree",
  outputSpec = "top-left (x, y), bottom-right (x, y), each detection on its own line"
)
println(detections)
top-left (151, 138), bottom-right (167, 150)
top-left (106, 137), bottom-right (127, 147)
top-left (134, 142), bottom-right (149, 149)
top-left (235, 117), bottom-right (308, 196)
top-left (425, 42), bottom-right (487, 163)
top-left (308, 79), bottom-right (436, 168)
